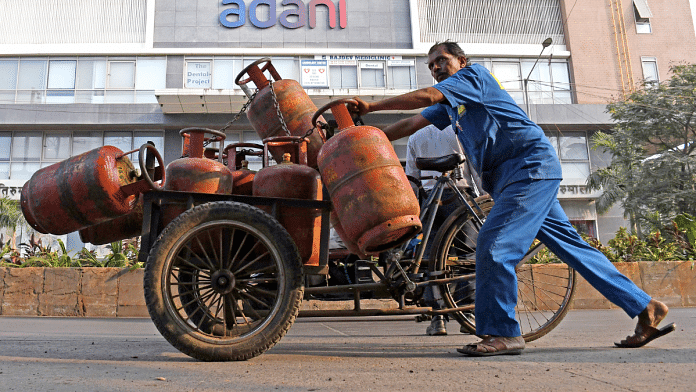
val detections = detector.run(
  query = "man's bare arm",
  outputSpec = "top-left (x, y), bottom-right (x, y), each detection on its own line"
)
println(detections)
top-left (349, 87), bottom-right (446, 116)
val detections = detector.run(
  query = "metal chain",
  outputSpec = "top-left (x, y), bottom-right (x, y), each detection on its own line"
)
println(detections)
top-left (180, 89), bottom-right (259, 158)
top-left (217, 88), bottom-right (259, 136)
top-left (269, 80), bottom-right (292, 137)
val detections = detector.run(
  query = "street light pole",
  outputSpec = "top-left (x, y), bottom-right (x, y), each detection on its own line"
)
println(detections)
top-left (524, 37), bottom-right (553, 117)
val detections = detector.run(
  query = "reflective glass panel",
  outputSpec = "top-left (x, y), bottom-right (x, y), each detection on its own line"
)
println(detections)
top-left (11, 162), bottom-right (41, 180)
top-left (72, 131), bottom-right (102, 155)
top-left (108, 61), bottom-right (135, 88)
top-left (48, 60), bottom-right (77, 89)
top-left (135, 58), bottom-right (166, 90)
top-left (44, 132), bottom-right (72, 160)
top-left (0, 60), bottom-right (18, 89)
top-left (0, 132), bottom-right (11, 161)
top-left (17, 59), bottom-right (47, 90)
top-left (11, 132), bottom-right (42, 161)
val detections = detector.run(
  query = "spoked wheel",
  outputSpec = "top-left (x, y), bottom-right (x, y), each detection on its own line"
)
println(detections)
top-left (428, 195), bottom-right (576, 342)
top-left (514, 245), bottom-right (576, 342)
top-left (144, 201), bottom-right (303, 361)
top-left (429, 195), bottom-right (492, 335)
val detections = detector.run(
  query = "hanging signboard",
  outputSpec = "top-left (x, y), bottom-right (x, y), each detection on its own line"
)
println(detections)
top-left (301, 60), bottom-right (329, 88)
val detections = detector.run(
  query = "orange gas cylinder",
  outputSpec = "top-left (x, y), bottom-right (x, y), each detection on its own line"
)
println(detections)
top-left (223, 143), bottom-right (264, 195)
top-left (160, 128), bottom-right (234, 227)
top-left (315, 99), bottom-right (421, 255)
top-left (20, 144), bottom-right (164, 235)
top-left (235, 58), bottom-right (327, 168)
top-left (79, 195), bottom-right (144, 245)
top-left (252, 136), bottom-right (322, 266)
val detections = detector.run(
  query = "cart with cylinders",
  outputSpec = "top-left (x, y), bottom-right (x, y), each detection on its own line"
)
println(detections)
top-left (20, 58), bottom-right (575, 361)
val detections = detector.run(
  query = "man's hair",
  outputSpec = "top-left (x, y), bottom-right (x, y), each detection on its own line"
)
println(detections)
top-left (429, 40), bottom-right (466, 58)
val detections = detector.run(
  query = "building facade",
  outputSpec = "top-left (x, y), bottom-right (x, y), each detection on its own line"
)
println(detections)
top-left (0, 0), bottom-right (695, 249)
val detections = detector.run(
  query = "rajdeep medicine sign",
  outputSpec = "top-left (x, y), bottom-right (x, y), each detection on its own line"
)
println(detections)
top-left (220, 0), bottom-right (347, 29)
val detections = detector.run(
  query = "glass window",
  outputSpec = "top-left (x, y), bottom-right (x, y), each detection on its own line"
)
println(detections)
top-left (546, 131), bottom-right (591, 186)
top-left (561, 162), bottom-right (591, 185)
top-left (17, 59), bottom-right (47, 90)
top-left (72, 131), bottom-right (102, 155)
top-left (11, 132), bottom-right (42, 161)
top-left (0, 90), bottom-right (15, 104)
top-left (0, 132), bottom-right (11, 161)
top-left (212, 59), bottom-right (241, 89)
top-left (133, 131), bottom-right (164, 150)
top-left (77, 58), bottom-right (107, 89)
top-left (641, 58), bottom-right (659, 83)
top-left (0, 163), bottom-right (9, 179)
top-left (11, 162), bottom-right (41, 180)
top-left (47, 60), bottom-right (77, 89)
top-left (186, 61), bottom-right (211, 88)
top-left (135, 58), bottom-right (166, 90)
top-left (270, 58), bottom-right (299, 81)
top-left (330, 66), bottom-right (357, 89)
top-left (360, 62), bottom-right (385, 88)
top-left (559, 132), bottom-right (589, 160)
top-left (634, 5), bottom-right (652, 34)
top-left (491, 62), bottom-right (521, 90)
top-left (551, 62), bottom-right (572, 104)
top-left (108, 61), bottom-right (136, 89)
top-left (104, 90), bottom-right (135, 103)
top-left (105, 131), bottom-right (133, 152)
top-left (0, 60), bottom-right (18, 90)
top-left (44, 132), bottom-right (72, 160)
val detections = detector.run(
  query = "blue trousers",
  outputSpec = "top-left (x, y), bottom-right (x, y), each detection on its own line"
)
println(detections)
top-left (475, 179), bottom-right (652, 337)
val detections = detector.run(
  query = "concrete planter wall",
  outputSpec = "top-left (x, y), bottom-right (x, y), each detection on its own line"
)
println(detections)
top-left (0, 261), bottom-right (694, 317)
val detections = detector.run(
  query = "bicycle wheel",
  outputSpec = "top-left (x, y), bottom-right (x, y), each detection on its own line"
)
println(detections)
top-left (428, 195), bottom-right (493, 334)
top-left (144, 201), bottom-right (304, 361)
top-left (428, 195), bottom-right (576, 342)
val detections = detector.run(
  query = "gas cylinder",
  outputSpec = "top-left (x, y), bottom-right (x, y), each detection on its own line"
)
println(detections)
top-left (77, 143), bottom-right (165, 244)
top-left (223, 143), bottom-right (264, 195)
top-left (20, 145), bottom-right (162, 235)
top-left (235, 57), bottom-right (327, 168)
top-left (160, 128), bottom-right (234, 228)
top-left (315, 99), bottom-right (421, 255)
top-left (252, 136), bottom-right (322, 266)
top-left (79, 195), bottom-right (144, 245)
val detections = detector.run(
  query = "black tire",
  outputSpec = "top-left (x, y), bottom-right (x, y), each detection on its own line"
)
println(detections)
top-left (428, 195), bottom-right (492, 334)
top-left (428, 195), bottom-right (576, 342)
top-left (144, 201), bottom-right (304, 361)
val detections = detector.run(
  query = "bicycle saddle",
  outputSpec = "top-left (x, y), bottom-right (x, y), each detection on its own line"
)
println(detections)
top-left (415, 153), bottom-right (466, 172)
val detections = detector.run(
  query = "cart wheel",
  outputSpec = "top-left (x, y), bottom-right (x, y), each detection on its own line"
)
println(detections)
top-left (144, 201), bottom-right (303, 361)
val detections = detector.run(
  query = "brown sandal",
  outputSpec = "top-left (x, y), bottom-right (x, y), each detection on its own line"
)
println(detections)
top-left (615, 322), bottom-right (676, 348)
top-left (457, 336), bottom-right (525, 357)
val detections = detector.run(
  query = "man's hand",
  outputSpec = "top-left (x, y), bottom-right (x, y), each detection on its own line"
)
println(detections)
top-left (348, 97), bottom-right (371, 117)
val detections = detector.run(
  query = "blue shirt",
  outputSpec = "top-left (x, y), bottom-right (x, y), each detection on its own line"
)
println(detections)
top-left (421, 63), bottom-right (562, 196)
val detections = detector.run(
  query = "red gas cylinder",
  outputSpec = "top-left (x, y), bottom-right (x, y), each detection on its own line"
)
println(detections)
top-left (235, 58), bottom-right (327, 169)
top-left (161, 128), bottom-right (234, 227)
top-left (79, 195), bottom-right (144, 245)
top-left (164, 128), bottom-right (233, 194)
top-left (223, 143), bottom-right (264, 195)
top-left (252, 136), bottom-right (322, 266)
top-left (315, 99), bottom-right (421, 255)
top-left (77, 144), bottom-right (165, 244)
top-left (20, 144), bottom-right (164, 235)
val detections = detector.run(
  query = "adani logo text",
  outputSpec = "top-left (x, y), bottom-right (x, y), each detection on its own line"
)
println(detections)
top-left (220, 0), bottom-right (347, 29)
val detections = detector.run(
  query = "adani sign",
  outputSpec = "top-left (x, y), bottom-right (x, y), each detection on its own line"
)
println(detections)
top-left (220, 0), bottom-right (347, 29)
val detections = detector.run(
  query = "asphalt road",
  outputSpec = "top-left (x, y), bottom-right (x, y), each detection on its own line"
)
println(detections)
top-left (0, 308), bottom-right (694, 392)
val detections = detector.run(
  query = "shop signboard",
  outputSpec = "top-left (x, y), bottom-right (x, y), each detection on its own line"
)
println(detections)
top-left (300, 60), bottom-right (329, 88)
